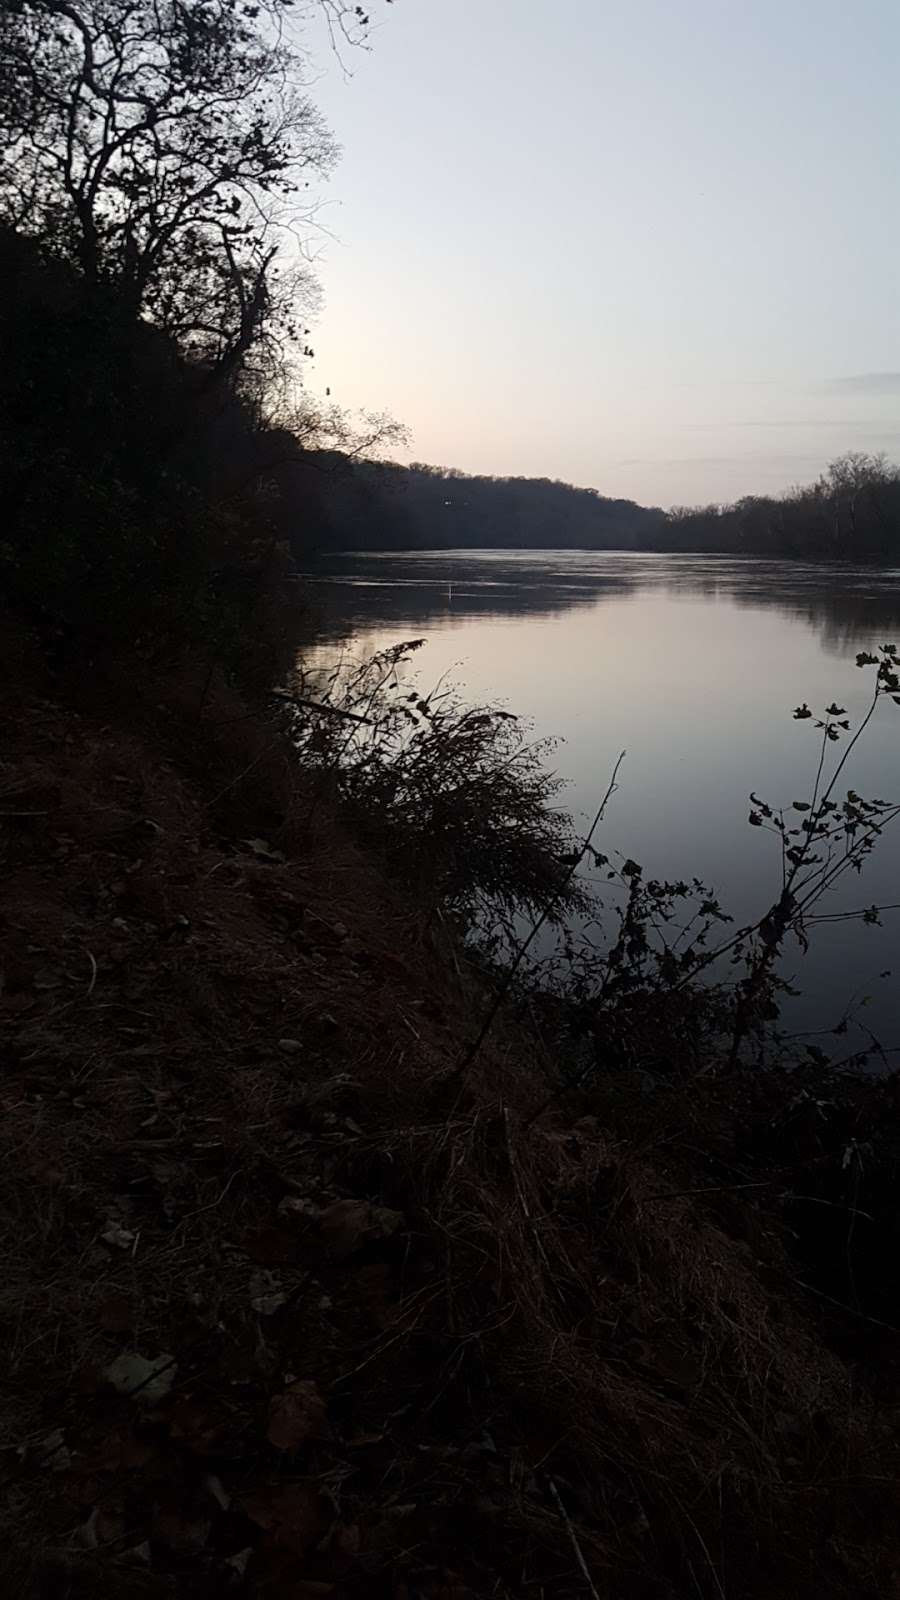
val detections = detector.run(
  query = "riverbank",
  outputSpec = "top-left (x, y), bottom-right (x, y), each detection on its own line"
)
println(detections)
top-left (299, 545), bottom-right (900, 1047)
top-left (4, 612), bottom-right (900, 1599)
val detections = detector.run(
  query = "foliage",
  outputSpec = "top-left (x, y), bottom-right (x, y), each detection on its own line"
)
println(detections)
top-left (490, 648), bottom-right (900, 1080)
top-left (277, 637), bottom-right (900, 1082)
top-left (281, 641), bottom-right (586, 927)
top-left (0, 0), bottom-right (394, 378)
top-left (719, 645), bottom-right (900, 1061)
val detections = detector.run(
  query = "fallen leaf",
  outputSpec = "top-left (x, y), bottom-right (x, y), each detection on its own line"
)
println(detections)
top-left (33, 967), bottom-right (64, 990)
top-left (105, 1351), bottom-right (176, 1404)
top-left (244, 838), bottom-right (286, 862)
top-left (97, 1293), bottom-right (134, 1333)
top-left (250, 1269), bottom-right (288, 1315)
top-left (277, 1195), bottom-right (320, 1225)
top-left (267, 1380), bottom-right (327, 1451)
top-left (243, 1483), bottom-right (326, 1554)
top-left (80, 1504), bottom-right (127, 1549)
top-left (64, 1473), bottom-right (104, 1509)
top-left (204, 1474), bottom-right (230, 1511)
top-left (153, 1504), bottom-right (212, 1555)
top-left (123, 1542), bottom-right (152, 1567)
top-left (226, 1548), bottom-right (253, 1578)
top-left (17, 1428), bottom-right (71, 1473)
top-left (167, 1397), bottom-right (232, 1456)
top-left (1, 993), bottom-right (35, 1014)
top-left (252, 1289), bottom-right (288, 1316)
top-left (318, 1200), bottom-right (404, 1261)
top-left (242, 1225), bottom-right (300, 1266)
top-left (331, 1523), bottom-right (360, 1556)
top-left (101, 1222), bottom-right (136, 1250)
top-left (346, 1263), bottom-right (397, 1331)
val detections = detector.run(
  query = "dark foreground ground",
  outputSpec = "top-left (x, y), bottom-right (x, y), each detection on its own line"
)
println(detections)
top-left (4, 614), bottom-right (900, 1600)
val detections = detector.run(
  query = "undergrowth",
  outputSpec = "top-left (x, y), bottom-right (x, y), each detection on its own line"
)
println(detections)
top-left (282, 640), bottom-right (588, 932)
top-left (281, 638), bottom-right (900, 1084)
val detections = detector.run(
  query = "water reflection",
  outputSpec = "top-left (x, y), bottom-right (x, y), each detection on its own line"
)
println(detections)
top-left (303, 550), bottom-right (900, 655)
top-left (299, 548), bottom-right (900, 1046)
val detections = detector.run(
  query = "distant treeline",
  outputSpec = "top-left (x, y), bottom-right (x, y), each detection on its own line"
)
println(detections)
top-left (290, 452), bottom-right (900, 564)
top-left (293, 460), bottom-right (663, 552)
top-left (659, 454), bottom-right (900, 562)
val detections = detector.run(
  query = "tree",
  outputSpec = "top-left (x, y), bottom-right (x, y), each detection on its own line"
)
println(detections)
top-left (820, 450), bottom-right (892, 496)
top-left (816, 452), bottom-right (895, 557)
top-left (0, 0), bottom-right (374, 378)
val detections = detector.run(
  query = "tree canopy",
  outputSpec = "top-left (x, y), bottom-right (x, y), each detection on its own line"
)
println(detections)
top-left (0, 0), bottom-right (378, 377)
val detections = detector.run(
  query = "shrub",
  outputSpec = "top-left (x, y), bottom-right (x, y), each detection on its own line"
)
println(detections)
top-left (283, 641), bottom-right (586, 931)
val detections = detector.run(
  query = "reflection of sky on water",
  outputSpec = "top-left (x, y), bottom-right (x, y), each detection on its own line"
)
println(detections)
top-left (300, 550), bottom-right (900, 1052)
top-left (303, 549), bottom-right (900, 658)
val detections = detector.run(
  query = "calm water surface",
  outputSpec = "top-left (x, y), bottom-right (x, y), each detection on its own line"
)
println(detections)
top-left (303, 550), bottom-right (900, 1052)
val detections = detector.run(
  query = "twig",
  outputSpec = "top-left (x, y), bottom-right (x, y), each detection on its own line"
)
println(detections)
top-left (795, 1278), bottom-right (900, 1336)
top-left (270, 688), bottom-right (373, 726)
top-left (447, 752), bottom-right (626, 1084)
top-left (86, 951), bottom-right (97, 997)
top-left (503, 1105), bottom-right (552, 1275)
top-left (203, 736), bottom-right (282, 811)
top-left (646, 1181), bottom-right (874, 1219)
top-left (546, 1476), bottom-right (601, 1600)
top-left (647, 1178), bottom-right (778, 1202)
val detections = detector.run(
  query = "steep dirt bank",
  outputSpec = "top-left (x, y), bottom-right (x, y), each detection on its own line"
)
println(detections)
top-left (3, 617), bottom-right (900, 1600)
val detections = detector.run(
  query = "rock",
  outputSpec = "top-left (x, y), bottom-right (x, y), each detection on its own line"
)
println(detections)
top-left (278, 1038), bottom-right (303, 1055)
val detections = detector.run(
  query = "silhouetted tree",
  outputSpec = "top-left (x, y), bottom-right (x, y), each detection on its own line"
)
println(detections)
top-left (0, 0), bottom-right (403, 665)
top-left (0, 0), bottom-right (351, 377)
top-left (659, 455), bottom-right (900, 562)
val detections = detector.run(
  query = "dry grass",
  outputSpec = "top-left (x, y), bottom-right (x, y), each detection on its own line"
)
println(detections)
top-left (358, 1097), bottom-right (890, 1598)
top-left (2, 635), bottom-right (900, 1598)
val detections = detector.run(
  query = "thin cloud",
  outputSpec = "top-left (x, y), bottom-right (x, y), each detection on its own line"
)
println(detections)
top-left (677, 419), bottom-right (895, 430)
top-left (614, 453), bottom-right (826, 468)
top-left (827, 373), bottom-right (900, 395)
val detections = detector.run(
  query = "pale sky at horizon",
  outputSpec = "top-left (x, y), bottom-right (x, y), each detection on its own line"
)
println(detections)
top-left (304, 0), bottom-right (900, 509)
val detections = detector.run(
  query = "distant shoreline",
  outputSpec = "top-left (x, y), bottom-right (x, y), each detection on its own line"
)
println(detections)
top-left (305, 545), bottom-right (900, 570)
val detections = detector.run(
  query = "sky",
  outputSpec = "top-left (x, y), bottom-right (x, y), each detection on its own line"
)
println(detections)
top-left (303, 0), bottom-right (900, 509)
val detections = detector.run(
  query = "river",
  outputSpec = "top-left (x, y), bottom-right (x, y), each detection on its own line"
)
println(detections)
top-left (302, 549), bottom-right (900, 1056)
